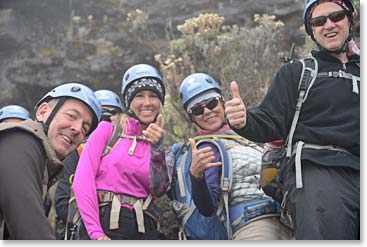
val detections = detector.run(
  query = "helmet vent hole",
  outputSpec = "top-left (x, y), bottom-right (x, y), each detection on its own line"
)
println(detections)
top-left (71, 86), bottom-right (81, 92)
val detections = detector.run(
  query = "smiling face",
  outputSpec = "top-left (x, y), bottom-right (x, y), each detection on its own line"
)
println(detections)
top-left (129, 90), bottom-right (161, 129)
top-left (191, 98), bottom-right (225, 131)
top-left (36, 98), bottom-right (93, 160)
top-left (311, 2), bottom-right (350, 53)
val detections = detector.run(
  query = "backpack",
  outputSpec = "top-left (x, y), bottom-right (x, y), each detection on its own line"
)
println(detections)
top-left (170, 134), bottom-right (252, 240)
top-left (259, 56), bottom-right (318, 204)
top-left (259, 52), bottom-right (360, 203)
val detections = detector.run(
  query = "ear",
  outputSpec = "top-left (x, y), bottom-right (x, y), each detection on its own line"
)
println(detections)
top-left (35, 102), bottom-right (50, 122)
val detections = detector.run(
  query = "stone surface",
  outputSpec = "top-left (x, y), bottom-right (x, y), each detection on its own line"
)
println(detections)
top-left (0, 0), bottom-right (307, 109)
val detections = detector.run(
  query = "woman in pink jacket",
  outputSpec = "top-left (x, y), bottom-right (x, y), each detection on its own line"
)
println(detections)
top-left (73, 64), bottom-right (169, 240)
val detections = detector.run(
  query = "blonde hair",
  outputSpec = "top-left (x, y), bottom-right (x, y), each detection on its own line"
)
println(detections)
top-left (118, 113), bottom-right (129, 134)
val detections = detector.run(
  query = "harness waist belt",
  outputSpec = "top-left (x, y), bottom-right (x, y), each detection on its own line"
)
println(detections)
top-left (229, 198), bottom-right (280, 233)
top-left (97, 190), bottom-right (137, 206)
top-left (97, 190), bottom-right (152, 233)
top-left (291, 141), bottom-right (352, 189)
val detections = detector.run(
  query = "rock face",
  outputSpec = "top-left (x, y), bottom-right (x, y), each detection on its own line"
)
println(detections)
top-left (0, 0), bottom-right (358, 240)
top-left (0, 0), bottom-right (306, 110)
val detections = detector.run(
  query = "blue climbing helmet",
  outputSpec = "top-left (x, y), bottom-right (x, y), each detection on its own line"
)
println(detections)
top-left (121, 64), bottom-right (165, 110)
top-left (0, 105), bottom-right (31, 122)
top-left (303, 0), bottom-right (355, 53)
top-left (179, 73), bottom-right (222, 112)
top-left (94, 89), bottom-right (124, 112)
top-left (35, 82), bottom-right (102, 135)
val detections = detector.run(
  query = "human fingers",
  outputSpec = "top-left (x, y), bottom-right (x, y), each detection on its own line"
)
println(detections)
top-left (230, 81), bottom-right (241, 99)
top-left (189, 138), bottom-right (197, 152)
top-left (156, 114), bottom-right (163, 129)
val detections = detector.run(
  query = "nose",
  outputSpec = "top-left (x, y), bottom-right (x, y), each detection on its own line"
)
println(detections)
top-left (324, 17), bottom-right (336, 29)
top-left (203, 106), bottom-right (211, 115)
top-left (70, 119), bottom-right (83, 135)
top-left (142, 95), bottom-right (152, 105)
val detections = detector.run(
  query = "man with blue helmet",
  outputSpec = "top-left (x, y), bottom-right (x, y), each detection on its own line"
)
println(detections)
top-left (0, 105), bottom-right (31, 123)
top-left (0, 82), bottom-right (101, 239)
top-left (225, 0), bottom-right (359, 240)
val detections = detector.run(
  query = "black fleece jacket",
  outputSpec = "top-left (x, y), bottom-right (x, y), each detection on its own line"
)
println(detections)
top-left (233, 50), bottom-right (360, 170)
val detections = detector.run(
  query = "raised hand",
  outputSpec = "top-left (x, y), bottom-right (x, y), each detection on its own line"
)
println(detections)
top-left (224, 81), bottom-right (247, 129)
top-left (189, 138), bottom-right (222, 179)
top-left (142, 114), bottom-right (164, 144)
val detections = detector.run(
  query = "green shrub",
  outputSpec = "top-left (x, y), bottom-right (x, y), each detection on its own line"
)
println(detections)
top-left (155, 13), bottom-right (289, 145)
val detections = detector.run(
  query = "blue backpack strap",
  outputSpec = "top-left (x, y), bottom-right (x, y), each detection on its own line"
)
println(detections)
top-left (172, 137), bottom-right (234, 239)
top-left (196, 139), bottom-right (233, 239)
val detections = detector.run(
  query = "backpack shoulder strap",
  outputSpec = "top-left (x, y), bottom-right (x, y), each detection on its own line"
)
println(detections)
top-left (286, 56), bottom-right (318, 157)
top-left (101, 123), bottom-right (122, 157)
top-left (195, 138), bottom-right (232, 239)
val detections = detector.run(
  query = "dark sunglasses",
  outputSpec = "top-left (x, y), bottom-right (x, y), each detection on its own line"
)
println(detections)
top-left (102, 108), bottom-right (119, 116)
top-left (309, 10), bottom-right (347, 27)
top-left (189, 98), bottom-right (220, 116)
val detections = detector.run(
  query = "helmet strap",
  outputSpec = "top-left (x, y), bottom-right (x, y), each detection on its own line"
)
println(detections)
top-left (315, 33), bottom-right (351, 54)
top-left (42, 97), bottom-right (67, 135)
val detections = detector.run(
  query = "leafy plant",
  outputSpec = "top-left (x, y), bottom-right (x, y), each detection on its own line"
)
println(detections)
top-left (155, 13), bottom-right (289, 145)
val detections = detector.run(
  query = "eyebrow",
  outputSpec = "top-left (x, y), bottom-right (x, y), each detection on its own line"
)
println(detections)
top-left (66, 109), bottom-right (91, 126)
top-left (66, 108), bottom-right (81, 116)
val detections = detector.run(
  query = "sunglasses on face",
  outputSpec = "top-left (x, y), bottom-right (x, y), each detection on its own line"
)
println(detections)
top-left (309, 10), bottom-right (347, 27)
top-left (189, 98), bottom-right (220, 116)
top-left (102, 108), bottom-right (119, 116)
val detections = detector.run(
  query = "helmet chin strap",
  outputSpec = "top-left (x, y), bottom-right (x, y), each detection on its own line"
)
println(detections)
top-left (39, 97), bottom-right (67, 135)
top-left (316, 34), bottom-right (351, 55)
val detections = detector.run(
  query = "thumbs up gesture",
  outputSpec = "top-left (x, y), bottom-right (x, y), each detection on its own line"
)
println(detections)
top-left (224, 81), bottom-right (247, 129)
top-left (142, 114), bottom-right (164, 144)
top-left (188, 138), bottom-right (222, 179)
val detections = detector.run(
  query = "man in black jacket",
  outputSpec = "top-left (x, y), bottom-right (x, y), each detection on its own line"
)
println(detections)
top-left (0, 82), bottom-right (101, 240)
top-left (225, 0), bottom-right (359, 240)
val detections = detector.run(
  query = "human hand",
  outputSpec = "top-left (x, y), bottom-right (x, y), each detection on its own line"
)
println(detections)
top-left (224, 81), bottom-right (247, 129)
top-left (97, 235), bottom-right (111, 240)
top-left (142, 114), bottom-right (164, 144)
top-left (189, 138), bottom-right (222, 179)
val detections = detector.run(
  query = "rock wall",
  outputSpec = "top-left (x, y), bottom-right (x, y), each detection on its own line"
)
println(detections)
top-left (0, 0), bottom-right (305, 111)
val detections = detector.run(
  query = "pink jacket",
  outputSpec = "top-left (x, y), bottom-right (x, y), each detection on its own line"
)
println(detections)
top-left (73, 118), bottom-right (168, 240)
